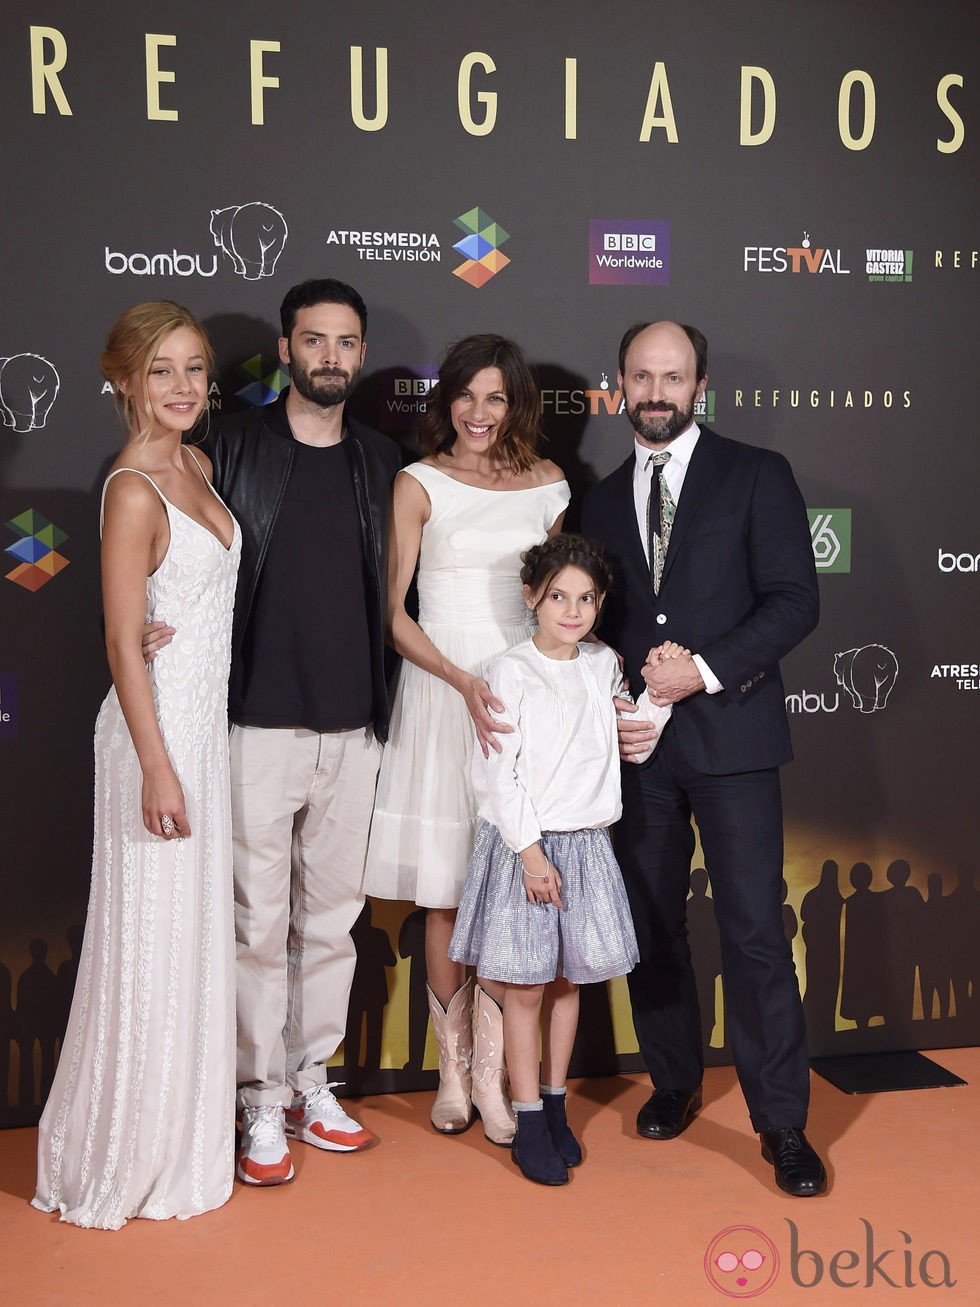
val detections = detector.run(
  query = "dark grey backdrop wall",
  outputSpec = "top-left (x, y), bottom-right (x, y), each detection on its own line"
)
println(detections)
top-left (2, 1), bottom-right (978, 1123)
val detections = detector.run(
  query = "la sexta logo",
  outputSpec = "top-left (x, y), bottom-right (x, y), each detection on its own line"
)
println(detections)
top-left (0, 354), bottom-right (60, 432)
top-left (211, 202), bottom-right (288, 280)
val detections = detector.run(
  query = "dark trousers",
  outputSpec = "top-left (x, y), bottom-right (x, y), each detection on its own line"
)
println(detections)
top-left (618, 725), bottom-right (809, 1132)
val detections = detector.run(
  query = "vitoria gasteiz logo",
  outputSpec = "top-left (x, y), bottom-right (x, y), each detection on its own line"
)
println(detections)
top-left (589, 220), bottom-right (670, 285)
top-left (452, 208), bottom-right (510, 287)
top-left (808, 509), bottom-right (852, 572)
top-left (866, 248), bottom-right (913, 282)
top-left (694, 389), bottom-right (717, 425)
top-left (5, 509), bottom-right (69, 591)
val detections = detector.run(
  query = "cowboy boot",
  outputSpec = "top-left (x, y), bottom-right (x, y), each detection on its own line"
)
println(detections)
top-left (471, 983), bottom-right (516, 1146)
top-left (427, 980), bottom-right (474, 1134)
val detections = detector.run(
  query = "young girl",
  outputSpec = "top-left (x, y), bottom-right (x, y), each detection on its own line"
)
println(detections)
top-left (449, 533), bottom-right (682, 1185)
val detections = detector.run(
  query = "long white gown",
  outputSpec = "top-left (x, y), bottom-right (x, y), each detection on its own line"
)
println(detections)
top-left (363, 462), bottom-right (570, 909)
top-left (33, 465), bottom-right (240, 1229)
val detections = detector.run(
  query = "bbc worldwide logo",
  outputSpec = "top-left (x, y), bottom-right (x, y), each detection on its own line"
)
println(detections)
top-left (589, 220), bottom-right (670, 286)
top-left (808, 509), bottom-right (851, 573)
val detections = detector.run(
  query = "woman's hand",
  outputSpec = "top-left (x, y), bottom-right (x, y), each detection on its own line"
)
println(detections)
top-left (460, 672), bottom-right (514, 758)
top-left (141, 763), bottom-right (191, 839)
top-left (140, 620), bottom-right (175, 665)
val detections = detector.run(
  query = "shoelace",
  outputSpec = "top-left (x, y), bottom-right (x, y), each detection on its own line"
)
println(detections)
top-left (245, 1106), bottom-right (285, 1143)
top-left (302, 1082), bottom-right (348, 1119)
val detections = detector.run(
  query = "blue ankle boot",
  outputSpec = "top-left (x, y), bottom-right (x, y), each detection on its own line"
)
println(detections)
top-left (542, 1093), bottom-right (582, 1167)
top-left (512, 1108), bottom-right (568, 1185)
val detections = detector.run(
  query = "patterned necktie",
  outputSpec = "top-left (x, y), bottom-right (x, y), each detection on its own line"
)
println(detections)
top-left (646, 450), bottom-right (675, 593)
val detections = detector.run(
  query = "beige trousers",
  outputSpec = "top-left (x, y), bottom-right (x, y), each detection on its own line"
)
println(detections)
top-left (230, 724), bottom-right (382, 1109)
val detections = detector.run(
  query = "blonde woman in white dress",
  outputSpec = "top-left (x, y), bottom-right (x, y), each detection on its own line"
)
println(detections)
top-left (33, 302), bottom-right (239, 1228)
top-left (364, 335), bottom-right (569, 1144)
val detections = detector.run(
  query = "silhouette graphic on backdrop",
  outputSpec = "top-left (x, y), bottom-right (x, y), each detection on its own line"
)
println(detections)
top-left (879, 859), bottom-right (923, 1027)
top-left (947, 865), bottom-right (979, 1020)
top-left (686, 867), bottom-right (727, 1058)
top-left (397, 907), bottom-right (429, 1072)
top-left (342, 904), bottom-right (397, 1085)
top-left (56, 924), bottom-right (84, 1046)
top-left (920, 873), bottom-right (952, 1021)
top-left (800, 859), bottom-right (845, 1047)
top-left (0, 961), bottom-right (12, 1109)
top-left (839, 863), bottom-right (885, 1030)
top-left (15, 940), bottom-right (59, 1107)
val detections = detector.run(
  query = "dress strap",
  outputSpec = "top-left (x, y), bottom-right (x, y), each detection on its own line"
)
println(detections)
top-left (99, 467), bottom-right (169, 537)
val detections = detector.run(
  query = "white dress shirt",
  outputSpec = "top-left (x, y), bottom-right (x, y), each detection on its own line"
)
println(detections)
top-left (631, 422), bottom-right (722, 694)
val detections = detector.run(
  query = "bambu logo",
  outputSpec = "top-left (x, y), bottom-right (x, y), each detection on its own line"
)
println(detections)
top-left (590, 219), bottom-right (670, 285)
top-left (834, 644), bottom-right (898, 712)
top-left (211, 202), bottom-right (288, 280)
top-left (5, 509), bottom-right (69, 592)
top-left (452, 208), bottom-right (510, 287)
top-left (808, 509), bottom-right (851, 572)
top-left (0, 354), bottom-right (60, 432)
top-left (867, 248), bottom-right (913, 282)
top-left (744, 231), bottom-right (850, 274)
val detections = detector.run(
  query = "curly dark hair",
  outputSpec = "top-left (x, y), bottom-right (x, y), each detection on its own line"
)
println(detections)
top-left (520, 533), bottom-right (614, 607)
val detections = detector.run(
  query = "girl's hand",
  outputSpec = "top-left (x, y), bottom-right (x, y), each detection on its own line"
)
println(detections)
top-left (141, 764), bottom-right (191, 839)
top-left (461, 673), bottom-right (514, 758)
top-left (520, 849), bottom-right (563, 908)
top-left (653, 640), bottom-right (690, 661)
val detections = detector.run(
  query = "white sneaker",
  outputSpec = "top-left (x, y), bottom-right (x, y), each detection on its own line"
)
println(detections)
top-left (284, 1082), bottom-right (374, 1152)
top-left (237, 1104), bottom-right (295, 1186)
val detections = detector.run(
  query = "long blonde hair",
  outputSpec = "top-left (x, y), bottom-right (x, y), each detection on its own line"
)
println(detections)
top-left (101, 301), bottom-right (214, 442)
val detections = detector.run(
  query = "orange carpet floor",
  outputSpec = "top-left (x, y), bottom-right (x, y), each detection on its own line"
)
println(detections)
top-left (2, 1047), bottom-right (977, 1306)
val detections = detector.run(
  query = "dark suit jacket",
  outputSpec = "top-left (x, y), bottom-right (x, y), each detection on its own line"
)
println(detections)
top-left (581, 426), bottom-right (818, 775)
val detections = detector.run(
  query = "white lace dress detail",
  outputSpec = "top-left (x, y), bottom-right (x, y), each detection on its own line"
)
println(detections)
top-left (32, 464), bottom-right (240, 1228)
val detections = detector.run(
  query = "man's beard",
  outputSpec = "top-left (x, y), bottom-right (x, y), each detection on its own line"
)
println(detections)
top-left (627, 397), bottom-right (694, 445)
top-left (290, 361), bottom-right (358, 408)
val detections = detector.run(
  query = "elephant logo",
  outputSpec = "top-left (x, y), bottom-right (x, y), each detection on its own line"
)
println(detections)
top-left (0, 353), bottom-right (60, 432)
top-left (834, 644), bottom-right (899, 712)
top-left (210, 202), bottom-right (288, 280)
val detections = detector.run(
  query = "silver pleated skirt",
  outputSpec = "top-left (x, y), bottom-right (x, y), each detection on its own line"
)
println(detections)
top-left (449, 822), bottom-right (639, 985)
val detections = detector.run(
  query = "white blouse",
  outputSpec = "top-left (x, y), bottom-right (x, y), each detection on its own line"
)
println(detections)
top-left (472, 638), bottom-right (669, 854)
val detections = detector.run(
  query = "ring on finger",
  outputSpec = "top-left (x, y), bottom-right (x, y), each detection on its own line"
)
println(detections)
top-left (161, 814), bottom-right (175, 837)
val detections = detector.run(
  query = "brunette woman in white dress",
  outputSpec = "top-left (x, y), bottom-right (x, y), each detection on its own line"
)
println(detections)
top-left (364, 335), bottom-right (569, 1143)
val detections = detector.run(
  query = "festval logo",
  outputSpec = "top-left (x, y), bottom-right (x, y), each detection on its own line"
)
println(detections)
top-left (866, 248), bottom-right (913, 282)
top-left (808, 509), bottom-right (852, 572)
top-left (235, 355), bottom-right (290, 406)
top-left (210, 202), bottom-right (288, 280)
top-left (834, 644), bottom-right (898, 712)
top-left (0, 354), bottom-right (60, 432)
top-left (589, 219), bottom-right (670, 286)
top-left (705, 1225), bottom-right (780, 1297)
top-left (694, 389), bottom-right (717, 425)
top-left (5, 509), bottom-right (69, 592)
top-left (743, 231), bottom-right (850, 275)
top-left (452, 208), bottom-right (510, 287)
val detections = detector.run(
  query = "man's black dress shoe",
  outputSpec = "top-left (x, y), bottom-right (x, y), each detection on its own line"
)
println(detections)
top-left (636, 1087), bottom-right (702, 1140)
top-left (760, 1128), bottom-right (827, 1196)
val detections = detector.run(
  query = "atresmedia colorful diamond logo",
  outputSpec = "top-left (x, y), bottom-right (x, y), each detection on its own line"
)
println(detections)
top-left (5, 509), bottom-right (69, 591)
top-left (452, 208), bottom-right (510, 288)
top-left (235, 355), bottom-right (290, 406)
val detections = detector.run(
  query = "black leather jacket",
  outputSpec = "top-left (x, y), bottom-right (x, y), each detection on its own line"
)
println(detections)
top-left (205, 391), bottom-right (402, 742)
